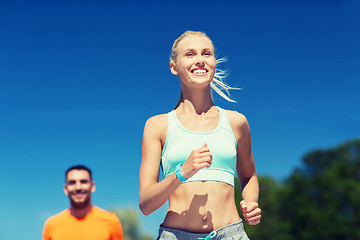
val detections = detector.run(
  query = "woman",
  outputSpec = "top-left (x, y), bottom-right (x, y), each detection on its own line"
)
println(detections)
top-left (139, 31), bottom-right (261, 240)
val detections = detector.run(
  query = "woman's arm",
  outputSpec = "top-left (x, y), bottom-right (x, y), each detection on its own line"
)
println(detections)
top-left (139, 115), bottom-right (182, 215)
top-left (236, 115), bottom-right (259, 202)
top-left (229, 111), bottom-right (261, 225)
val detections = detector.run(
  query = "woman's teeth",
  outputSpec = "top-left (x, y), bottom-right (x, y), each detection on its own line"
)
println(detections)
top-left (194, 69), bottom-right (206, 74)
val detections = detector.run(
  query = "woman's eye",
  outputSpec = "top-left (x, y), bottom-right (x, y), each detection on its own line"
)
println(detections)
top-left (186, 52), bottom-right (194, 57)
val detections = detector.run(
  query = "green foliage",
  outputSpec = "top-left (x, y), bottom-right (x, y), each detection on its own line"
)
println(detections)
top-left (281, 139), bottom-right (360, 239)
top-left (235, 139), bottom-right (360, 240)
top-left (110, 208), bottom-right (153, 240)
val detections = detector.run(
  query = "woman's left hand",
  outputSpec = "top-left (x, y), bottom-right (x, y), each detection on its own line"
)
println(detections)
top-left (240, 200), bottom-right (261, 225)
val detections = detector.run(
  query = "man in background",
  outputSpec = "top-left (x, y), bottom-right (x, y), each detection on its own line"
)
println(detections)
top-left (42, 164), bottom-right (124, 240)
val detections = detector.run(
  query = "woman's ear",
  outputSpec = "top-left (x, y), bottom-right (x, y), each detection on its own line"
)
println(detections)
top-left (170, 61), bottom-right (178, 75)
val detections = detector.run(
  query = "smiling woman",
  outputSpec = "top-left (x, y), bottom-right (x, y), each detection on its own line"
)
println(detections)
top-left (139, 31), bottom-right (262, 240)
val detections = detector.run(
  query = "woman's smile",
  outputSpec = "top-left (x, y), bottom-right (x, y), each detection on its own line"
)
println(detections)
top-left (191, 68), bottom-right (208, 75)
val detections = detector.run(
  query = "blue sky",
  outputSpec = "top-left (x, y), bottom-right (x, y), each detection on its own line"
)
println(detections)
top-left (1, 0), bottom-right (359, 239)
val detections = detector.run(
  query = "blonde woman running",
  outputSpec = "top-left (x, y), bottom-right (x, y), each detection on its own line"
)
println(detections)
top-left (139, 31), bottom-right (261, 240)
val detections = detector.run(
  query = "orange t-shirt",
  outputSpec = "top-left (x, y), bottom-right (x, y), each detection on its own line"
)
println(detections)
top-left (42, 206), bottom-right (124, 240)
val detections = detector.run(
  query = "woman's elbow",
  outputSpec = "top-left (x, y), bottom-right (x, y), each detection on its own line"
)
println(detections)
top-left (139, 197), bottom-right (153, 216)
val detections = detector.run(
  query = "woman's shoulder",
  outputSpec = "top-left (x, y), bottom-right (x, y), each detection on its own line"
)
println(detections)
top-left (143, 113), bottom-right (169, 136)
top-left (145, 113), bottom-right (168, 125)
top-left (222, 109), bottom-right (251, 139)
top-left (223, 108), bottom-right (249, 126)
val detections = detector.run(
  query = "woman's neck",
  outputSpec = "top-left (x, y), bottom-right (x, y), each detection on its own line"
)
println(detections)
top-left (179, 87), bottom-right (215, 115)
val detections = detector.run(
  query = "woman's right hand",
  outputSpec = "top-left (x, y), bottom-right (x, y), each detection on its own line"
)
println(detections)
top-left (181, 143), bottom-right (212, 179)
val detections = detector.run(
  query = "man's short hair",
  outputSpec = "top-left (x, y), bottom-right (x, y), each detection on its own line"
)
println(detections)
top-left (65, 164), bottom-right (93, 182)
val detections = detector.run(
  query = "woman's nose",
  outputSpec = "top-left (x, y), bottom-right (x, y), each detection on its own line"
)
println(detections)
top-left (195, 55), bottom-right (205, 66)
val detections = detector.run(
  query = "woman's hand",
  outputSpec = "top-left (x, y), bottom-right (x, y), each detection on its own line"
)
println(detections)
top-left (181, 143), bottom-right (212, 179)
top-left (240, 200), bottom-right (261, 225)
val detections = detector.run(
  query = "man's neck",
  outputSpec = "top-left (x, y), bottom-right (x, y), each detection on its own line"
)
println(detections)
top-left (69, 204), bottom-right (93, 219)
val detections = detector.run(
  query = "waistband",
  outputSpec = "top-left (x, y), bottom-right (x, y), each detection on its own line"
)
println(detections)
top-left (158, 220), bottom-right (246, 240)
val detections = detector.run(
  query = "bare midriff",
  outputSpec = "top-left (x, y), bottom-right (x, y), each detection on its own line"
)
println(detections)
top-left (162, 181), bottom-right (241, 233)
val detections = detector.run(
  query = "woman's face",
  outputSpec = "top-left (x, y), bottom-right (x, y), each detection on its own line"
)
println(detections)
top-left (170, 36), bottom-right (216, 89)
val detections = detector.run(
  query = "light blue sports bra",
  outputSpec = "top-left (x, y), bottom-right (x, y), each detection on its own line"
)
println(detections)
top-left (161, 106), bottom-right (237, 186)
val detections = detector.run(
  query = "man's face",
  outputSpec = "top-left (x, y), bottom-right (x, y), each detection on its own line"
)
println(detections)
top-left (64, 169), bottom-right (95, 209)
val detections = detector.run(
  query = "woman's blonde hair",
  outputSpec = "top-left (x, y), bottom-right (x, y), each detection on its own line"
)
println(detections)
top-left (170, 31), bottom-right (238, 109)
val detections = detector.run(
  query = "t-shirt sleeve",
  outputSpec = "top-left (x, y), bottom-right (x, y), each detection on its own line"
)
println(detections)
top-left (111, 213), bottom-right (124, 240)
top-left (42, 219), bottom-right (52, 240)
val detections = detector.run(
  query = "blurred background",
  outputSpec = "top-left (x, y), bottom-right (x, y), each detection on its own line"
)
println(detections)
top-left (1, 0), bottom-right (359, 239)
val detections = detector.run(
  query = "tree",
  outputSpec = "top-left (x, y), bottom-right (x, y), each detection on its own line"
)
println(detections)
top-left (235, 139), bottom-right (360, 240)
top-left (110, 208), bottom-right (153, 240)
top-left (279, 139), bottom-right (360, 239)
